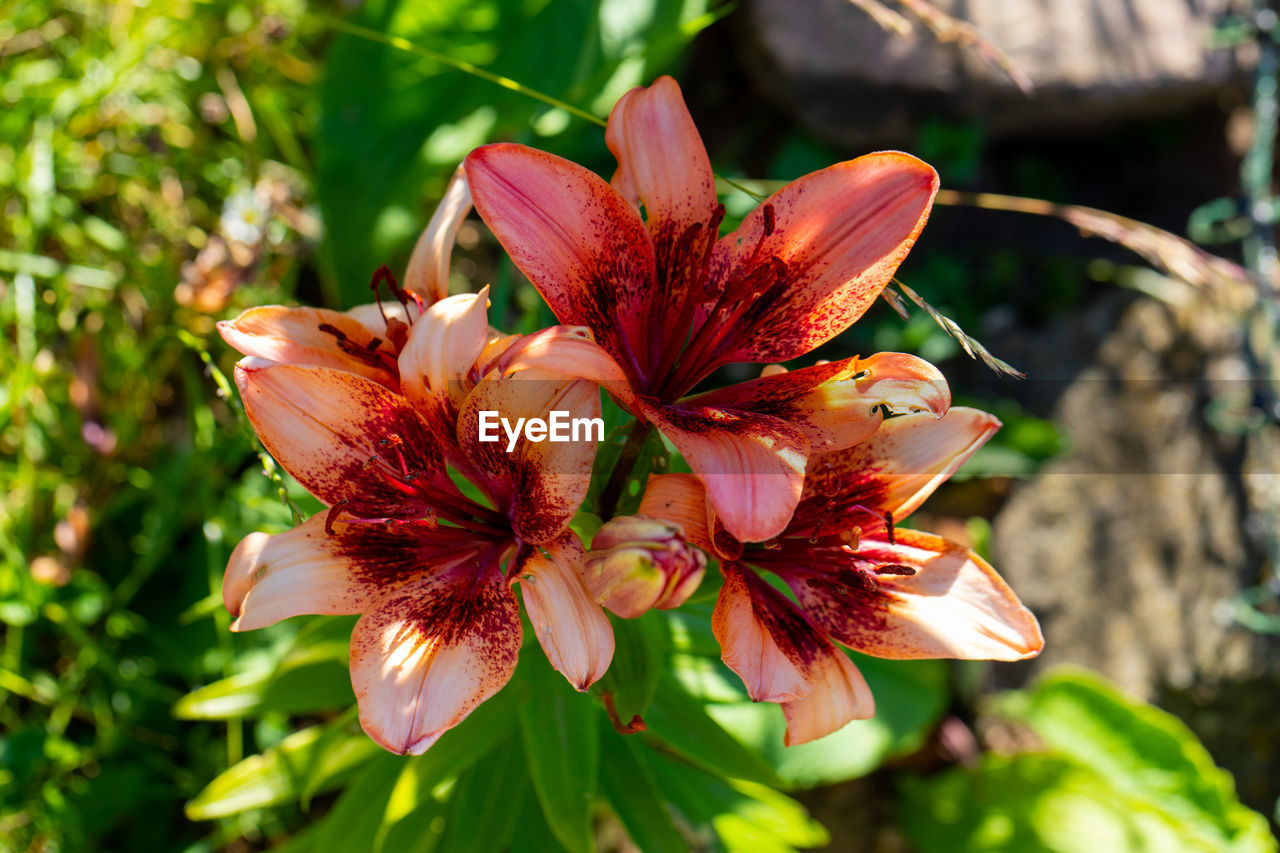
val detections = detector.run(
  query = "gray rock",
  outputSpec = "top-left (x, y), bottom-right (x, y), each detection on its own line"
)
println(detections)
top-left (743, 0), bottom-right (1245, 142)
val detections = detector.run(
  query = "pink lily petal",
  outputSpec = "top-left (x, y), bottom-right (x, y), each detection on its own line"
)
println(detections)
top-left (514, 535), bottom-right (614, 691)
top-left (780, 647), bottom-right (874, 746)
top-left (708, 152), bottom-right (939, 365)
top-left (791, 528), bottom-right (1043, 661)
top-left (234, 359), bottom-right (444, 518)
top-left (494, 326), bottom-right (639, 413)
top-left (639, 401), bottom-right (808, 543)
top-left (464, 143), bottom-right (657, 381)
top-left (398, 287), bottom-right (492, 432)
top-left (218, 306), bottom-right (399, 388)
top-left (606, 76), bottom-right (717, 236)
top-left (350, 557), bottom-right (521, 755)
top-left (457, 369), bottom-right (601, 544)
top-left (712, 564), bottom-right (815, 704)
top-left (690, 352), bottom-right (950, 455)
top-left (403, 163), bottom-right (473, 304)
top-left (800, 407), bottom-right (1000, 528)
top-left (224, 515), bottom-right (487, 631)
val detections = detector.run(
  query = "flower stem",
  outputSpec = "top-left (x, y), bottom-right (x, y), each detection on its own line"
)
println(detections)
top-left (599, 420), bottom-right (653, 520)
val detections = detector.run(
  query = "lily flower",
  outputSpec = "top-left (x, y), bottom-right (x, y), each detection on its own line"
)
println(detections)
top-left (217, 165), bottom-right (473, 391)
top-left (222, 290), bottom-right (613, 755)
top-left (625, 408), bottom-right (1043, 745)
top-left (464, 76), bottom-right (944, 541)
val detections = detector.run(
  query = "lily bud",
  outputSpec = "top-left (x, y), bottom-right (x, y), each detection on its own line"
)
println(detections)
top-left (585, 515), bottom-right (706, 618)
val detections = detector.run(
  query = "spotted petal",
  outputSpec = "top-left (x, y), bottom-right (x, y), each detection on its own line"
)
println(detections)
top-left (234, 359), bottom-right (446, 518)
top-left (798, 407), bottom-right (1000, 532)
top-left (708, 152), bottom-right (939, 365)
top-left (224, 515), bottom-right (486, 631)
top-left (218, 306), bottom-right (399, 388)
top-left (457, 369), bottom-right (601, 544)
top-left (398, 288), bottom-right (492, 434)
top-left (464, 143), bottom-right (657, 383)
top-left (790, 529), bottom-right (1043, 661)
top-left (690, 352), bottom-right (950, 455)
top-left (350, 556), bottom-right (521, 755)
top-left (640, 401), bottom-right (808, 543)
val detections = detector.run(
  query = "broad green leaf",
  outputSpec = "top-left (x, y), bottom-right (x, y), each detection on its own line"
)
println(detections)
top-left (600, 729), bottom-right (686, 853)
top-left (994, 668), bottom-right (1275, 851)
top-left (408, 676), bottom-right (523, 792)
top-left (901, 753), bottom-right (1252, 853)
top-left (185, 721), bottom-right (379, 819)
top-left (593, 610), bottom-right (666, 724)
top-left (280, 754), bottom-right (405, 853)
top-left (439, 735), bottom-right (527, 853)
top-left (375, 762), bottom-right (452, 853)
top-left (174, 619), bottom-right (354, 720)
top-left (517, 651), bottom-right (599, 853)
top-left (172, 669), bottom-right (269, 720)
top-left (645, 675), bottom-right (783, 788)
top-left (649, 752), bottom-right (828, 853)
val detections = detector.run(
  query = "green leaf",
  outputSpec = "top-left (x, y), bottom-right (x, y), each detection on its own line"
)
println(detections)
top-left (517, 651), bottom-right (599, 853)
top-left (645, 675), bottom-right (784, 788)
top-left (316, 0), bottom-right (715, 304)
top-left (185, 720), bottom-right (380, 819)
top-left (649, 752), bottom-right (828, 853)
top-left (994, 668), bottom-right (1275, 851)
top-left (172, 669), bottom-right (269, 720)
top-left (281, 754), bottom-right (405, 853)
top-left (439, 735), bottom-right (528, 853)
top-left (600, 729), bottom-right (685, 853)
top-left (593, 610), bottom-right (666, 724)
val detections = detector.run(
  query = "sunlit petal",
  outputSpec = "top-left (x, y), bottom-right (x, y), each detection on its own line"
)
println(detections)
top-left (404, 163), bottom-right (473, 303)
top-left (350, 557), bottom-right (520, 755)
top-left (793, 529), bottom-right (1043, 661)
top-left (218, 306), bottom-right (399, 388)
top-left (514, 535), bottom-right (614, 690)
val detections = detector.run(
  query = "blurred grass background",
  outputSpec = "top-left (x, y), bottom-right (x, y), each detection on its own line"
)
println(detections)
top-left (1, 1), bottom-right (1276, 851)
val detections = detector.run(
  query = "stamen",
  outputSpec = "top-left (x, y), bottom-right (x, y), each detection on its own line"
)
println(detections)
top-left (875, 564), bottom-right (916, 576)
top-left (762, 203), bottom-right (776, 237)
top-left (884, 511), bottom-right (896, 545)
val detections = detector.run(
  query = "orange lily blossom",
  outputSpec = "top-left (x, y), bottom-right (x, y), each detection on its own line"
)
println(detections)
top-left (216, 164), bottom-right (472, 392)
top-left (463, 76), bottom-right (947, 542)
top-left (622, 407), bottom-right (1043, 745)
top-left (221, 289), bottom-right (615, 755)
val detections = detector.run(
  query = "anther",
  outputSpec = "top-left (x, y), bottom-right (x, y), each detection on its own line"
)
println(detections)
top-left (324, 500), bottom-right (350, 535)
top-left (317, 323), bottom-right (348, 341)
top-left (762, 203), bottom-right (776, 237)
top-left (809, 496), bottom-right (838, 544)
top-left (883, 511), bottom-right (896, 545)
top-left (875, 564), bottom-right (917, 577)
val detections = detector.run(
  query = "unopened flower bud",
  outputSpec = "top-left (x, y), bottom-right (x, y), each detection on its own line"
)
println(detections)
top-left (585, 515), bottom-right (706, 618)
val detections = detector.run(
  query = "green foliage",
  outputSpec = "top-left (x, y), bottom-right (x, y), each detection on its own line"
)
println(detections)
top-left (901, 669), bottom-right (1277, 853)
top-left (315, 0), bottom-right (716, 304)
